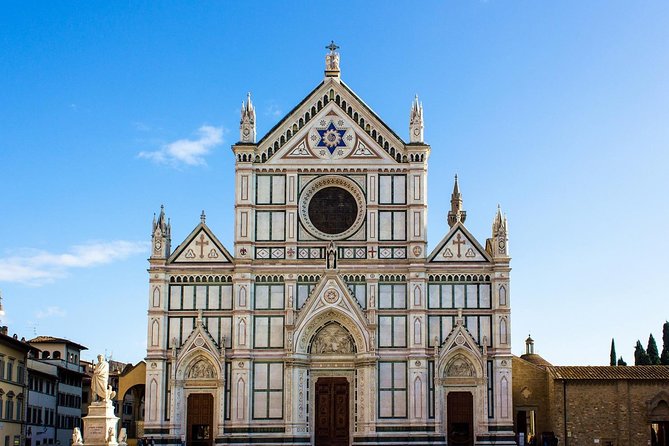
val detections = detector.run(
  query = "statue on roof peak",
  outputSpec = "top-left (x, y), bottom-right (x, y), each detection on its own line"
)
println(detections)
top-left (325, 41), bottom-right (340, 78)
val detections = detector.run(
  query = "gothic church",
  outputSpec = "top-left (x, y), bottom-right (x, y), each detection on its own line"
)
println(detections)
top-left (144, 45), bottom-right (514, 446)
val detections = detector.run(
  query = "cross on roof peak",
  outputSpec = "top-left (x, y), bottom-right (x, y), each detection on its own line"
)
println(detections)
top-left (326, 41), bottom-right (339, 53)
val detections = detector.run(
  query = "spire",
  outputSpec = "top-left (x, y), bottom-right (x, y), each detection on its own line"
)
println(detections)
top-left (151, 205), bottom-right (171, 259)
top-left (239, 92), bottom-right (256, 143)
top-left (492, 204), bottom-right (508, 237)
top-left (447, 175), bottom-right (466, 227)
top-left (153, 205), bottom-right (167, 234)
top-left (409, 95), bottom-right (424, 143)
top-left (325, 40), bottom-right (340, 78)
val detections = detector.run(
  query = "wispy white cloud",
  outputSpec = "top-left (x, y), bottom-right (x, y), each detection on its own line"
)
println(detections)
top-left (36, 306), bottom-right (67, 319)
top-left (0, 241), bottom-right (149, 286)
top-left (138, 125), bottom-right (223, 166)
top-left (264, 103), bottom-right (282, 118)
top-left (132, 121), bottom-right (152, 132)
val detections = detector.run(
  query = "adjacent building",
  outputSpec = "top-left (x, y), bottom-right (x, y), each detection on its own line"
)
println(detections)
top-left (0, 327), bottom-right (30, 446)
top-left (513, 337), bottom-right (669, 446)
top-left (144, 46), bottom-right (514, 446)
top-left (25, 355), bottom-right (58, 446)
top-left (27, 337), bottom-right (86, 446)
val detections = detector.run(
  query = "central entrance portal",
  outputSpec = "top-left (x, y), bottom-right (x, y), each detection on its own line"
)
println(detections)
top-left (447, 391), bottom-right (474, 446)
top-left (187, 393), bottom-right (213, 446)
top-left (315, 377), bottom-right (350, 446)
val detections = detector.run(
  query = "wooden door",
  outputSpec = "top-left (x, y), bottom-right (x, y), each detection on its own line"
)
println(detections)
top-left (447, 391), bottom-right (474, 446)
top-left (315, 377), bottom-right (349, 446)
top-left (187, 393), bottom-right (213, 446)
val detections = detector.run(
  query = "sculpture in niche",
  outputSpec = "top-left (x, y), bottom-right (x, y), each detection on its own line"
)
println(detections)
top-left (446, 355), bottom-right (474, 377)
top-left (311, 323), bottom-right (355, 354)
top-left (187, 358), bottom-right (216, 379)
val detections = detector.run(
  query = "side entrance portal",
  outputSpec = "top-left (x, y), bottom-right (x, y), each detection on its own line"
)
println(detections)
top-left (447, 391), bottom-right (474, 446)
top-left (315, 377), bottom-right (350, 446)
top-left (187, 393), bottom-right (213, 446)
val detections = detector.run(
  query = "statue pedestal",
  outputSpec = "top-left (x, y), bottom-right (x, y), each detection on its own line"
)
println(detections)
top-left (83, 401), bottom-right (119, 446)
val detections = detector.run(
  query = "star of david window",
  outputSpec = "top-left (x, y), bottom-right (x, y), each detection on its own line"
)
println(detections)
top-left (316, 122), bottom-right (347, 154)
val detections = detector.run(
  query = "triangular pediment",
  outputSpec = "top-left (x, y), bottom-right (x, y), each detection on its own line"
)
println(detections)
top-left (428, 222), bottom-right (491, 263)
top-left (295, 272), bottom-right (367, 328)
top-left (174, 312), bottom-right (224, 380)
top-left (169, 222), bottom-right (233, 264)
top-left (292, 272), bottom-right (371, 354)
top-left (439, 317), bottom-right (483, 355)
top-left (254, 78), bottom-right (408, 165)
top-left (176, 311), bottom-right (222, 357)
top-left (436, 316), bottom-right (485, 379)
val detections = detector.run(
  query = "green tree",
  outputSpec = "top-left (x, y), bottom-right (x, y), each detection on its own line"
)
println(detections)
top-left (617, 356), bottom-right (627, 366)
top-left (610, 338), bottom-right (617, 366)
top-left (635, 340), bottom-right (651, 365)
top-left (661, 321), bottom-right (669, 365)
top-left (647, 333), bottom-right (660, 365)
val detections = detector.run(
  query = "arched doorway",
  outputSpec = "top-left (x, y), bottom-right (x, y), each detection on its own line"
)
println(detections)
top-left (307, 321), bottom-right (357, 446)
top-left (187, 393), bottom-right (214, 446)
top-left (121, 384), bottom-right (145, 441)
top-left (447, 391), bottom-right (473, 446)
top-left (649, 392), bottom-right (669, 446)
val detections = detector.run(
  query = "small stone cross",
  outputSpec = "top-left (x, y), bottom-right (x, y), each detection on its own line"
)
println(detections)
top-left (453, 233), bottom-right (465, 258)
top-left (196, 234), bottom-right (209, 258)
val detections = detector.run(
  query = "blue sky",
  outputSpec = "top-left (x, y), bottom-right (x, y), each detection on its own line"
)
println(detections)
top-left (1, 1), bottom-right (667, 365)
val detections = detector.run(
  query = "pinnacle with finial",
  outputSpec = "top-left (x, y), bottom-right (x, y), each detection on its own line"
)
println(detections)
top-left (200, 210), bottom-right (206, 224)
top-left (448, 175), bottom-right (466, 227)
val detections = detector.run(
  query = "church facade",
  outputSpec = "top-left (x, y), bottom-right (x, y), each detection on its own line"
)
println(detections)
top-left (144, 46), bottom-right (515, 446)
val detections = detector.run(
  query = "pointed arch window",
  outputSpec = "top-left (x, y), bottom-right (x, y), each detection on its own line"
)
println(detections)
top-left (413, 318), bottom-right (422, 345)
top-left (413, 376), bottom-right (423, 418)
top-left (413, 285), bottom-right (422, 306)
top-left (236, 377), bottom-right (246, 420)
top-left (151, 320), bottom-right (159, 347)
top-left (499, 285), bottom-right (507, 306)
top-left (500, 376), bottom-right (509, 418)
top-left (153, 287), bottom-right (160, 307)
top-left (500, 317), bottom-right (508, 345)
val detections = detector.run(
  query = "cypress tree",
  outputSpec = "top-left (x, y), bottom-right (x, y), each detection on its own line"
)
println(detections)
top-left (610, 338), bottom-right (617, 366)
top-left (661, 321), bottom-right (669, 365)
top-left (647, 333), bottom-right (660, 365)
top-left (617, 356), bottom-right (627, 366)
top-left (635, 340), bottom-right (651, 365)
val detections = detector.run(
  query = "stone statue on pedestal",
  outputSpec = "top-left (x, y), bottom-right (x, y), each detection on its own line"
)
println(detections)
top-left (92, 354), bottom-right (110, 402)
top-left (83, 353), bottom-right (119, 446)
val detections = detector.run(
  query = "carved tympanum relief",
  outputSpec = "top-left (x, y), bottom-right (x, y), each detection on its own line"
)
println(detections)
top-left (445, 355), bottom-right (475, 377)
top-left (187, 358), bottom-right (216, 379)
top-left (310, 323), bottom-right (355, 354)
